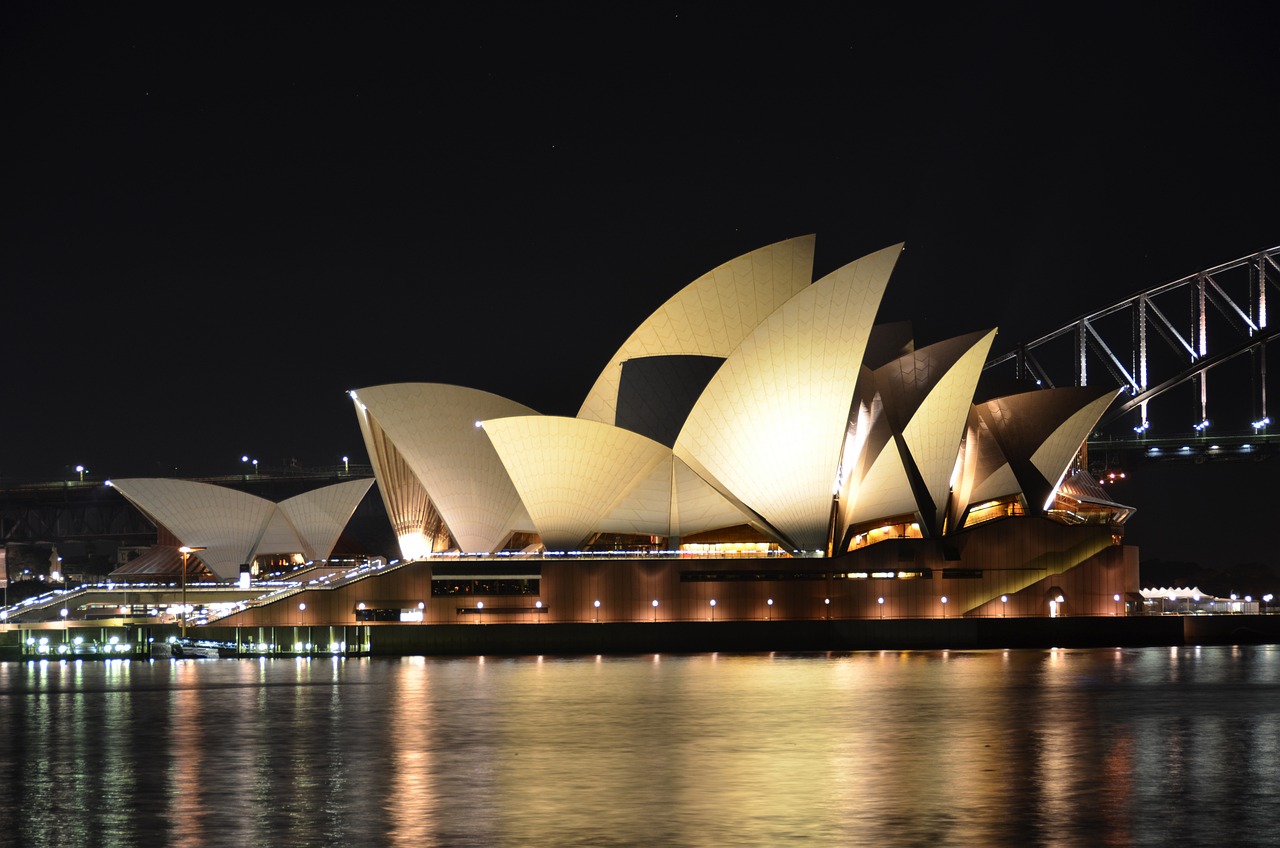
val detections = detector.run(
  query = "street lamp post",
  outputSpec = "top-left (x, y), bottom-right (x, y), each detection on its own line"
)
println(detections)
top-left (75, 465), bottom-right (86, 482)
top-left (709, 599), bottom-right (716, 622)
top-left (941, 596), bottom-right (948, 619)
top-left (178, 546), bottom-right (205, 639)
top-left (342, 456), bottom-right (349, 474)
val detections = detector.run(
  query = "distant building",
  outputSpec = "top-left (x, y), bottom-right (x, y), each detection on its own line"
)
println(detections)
top-left (1140, 587), bottom-right (1260, 615)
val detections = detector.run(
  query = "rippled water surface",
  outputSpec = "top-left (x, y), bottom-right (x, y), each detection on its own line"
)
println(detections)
top-left (2, 646), bottom-right (1279, 847)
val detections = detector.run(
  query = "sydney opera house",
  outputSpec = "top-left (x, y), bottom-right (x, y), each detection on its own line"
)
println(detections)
top-left (101, 235), bottom-right (1138, 630)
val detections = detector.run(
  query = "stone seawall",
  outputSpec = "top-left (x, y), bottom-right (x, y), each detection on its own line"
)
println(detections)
top-left (363, 615), bottom-right (1204, 656)
top-left (6, 615), bottom-right (1279, 661)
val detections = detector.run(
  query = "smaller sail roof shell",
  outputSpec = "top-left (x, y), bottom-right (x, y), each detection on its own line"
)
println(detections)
top-left (278, 478), bottom-right (376, 562)
top-left (481, 416), bottom-right (673, 551)
top-left (107, 478), bottom-right (279, 580)
top-left (352, 383), bottom-right (538, 553)
top-left (108, 478), bottom-right (377, 579)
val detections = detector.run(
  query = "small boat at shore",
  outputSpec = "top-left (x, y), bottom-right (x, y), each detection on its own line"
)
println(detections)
top-left (151, 639), bottom-right (226, 659)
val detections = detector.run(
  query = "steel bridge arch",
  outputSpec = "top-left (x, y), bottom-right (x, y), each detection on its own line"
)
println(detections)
top-left (985, 245), bottom-right (1280, 435)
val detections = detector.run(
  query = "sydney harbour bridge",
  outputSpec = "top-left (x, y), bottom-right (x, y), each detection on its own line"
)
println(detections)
top-left (2, 244), bottom-right (1277, 568)
top-left (983, 244), bottom-right (1279, 478)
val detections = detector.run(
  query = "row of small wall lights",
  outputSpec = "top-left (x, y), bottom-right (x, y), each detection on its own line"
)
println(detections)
top-left (449, 596), bottom-right (965, 622)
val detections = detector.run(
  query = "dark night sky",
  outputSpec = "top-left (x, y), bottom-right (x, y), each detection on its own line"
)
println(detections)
top-left (4, 3), bottom-right (1279, 570)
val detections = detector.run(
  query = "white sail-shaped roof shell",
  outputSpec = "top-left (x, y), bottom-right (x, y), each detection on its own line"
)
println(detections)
top-left (353, 396), bottom-right (439, 560)
top-left (669, 457), bottom-right (757, 539)
top-left (845, 441), bottom-right (921, 528)
top-left (278, 478), bottom-right (376, 561)
top-left (844, 330), bottom-right (996, 532)
top-left (898, 330), bottom-right (996, 530)
top-left (108, 479), bottom-right (281, 579)
top-left (577, 235), bottom-right (816, 426)
top-left (1031, 389), bottom-right (1121, 509)
top-left (673, 244), bottom-right (902, 550)
top-left (965, 387), bottom-right (1120, 510)
top-left (351, 383), bottom-right (537, 554)
top-left (967, 460), bottom-right (1022, 505)
top-left (481, 416), bottom-right (673, 551)
top-left (483, 417), bottom-right (754, 550)
top-left (256, 509), bottom-right (307, 558)
top-left (107, 478), bottom-right (376, 578)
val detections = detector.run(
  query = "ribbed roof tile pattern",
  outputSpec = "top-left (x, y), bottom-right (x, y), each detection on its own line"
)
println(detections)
top-left (578, 235), bottom-right (816, 426)
top-left (107, 478), bottom-right (375, 578)
top-left (846, 331), bottom-right (994, 532)
top-left (107, 479), bottom-right (278, 579)
top-left (349, 236), bottom-right (1129, 557)
top-left (845, 441), bottom-right (920, 527)
top-left (353, 402), bottom-right (438, 559)
top-left (351, 383), bottom-right (538, 553)
top-left (278, 478), bottom-right (376, 562)
top-left (674, 244), bottom-right (902, 549)
top-left (967, 386), bottom-right (1119, 511)
top-left (481, 416), bottom-right (672, 551)
top-left (1030, 389), bottom-right (1121, 507)
top-left (669, 456), bottom-right (756, 539)
top-left (898, 330), bottom-right (996, 531)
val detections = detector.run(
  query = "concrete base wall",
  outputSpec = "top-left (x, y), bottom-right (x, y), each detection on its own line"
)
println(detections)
top-left (6, 615), bottom-right (1280, 660)
top-left (359, 615), bottom-right (1245, 656)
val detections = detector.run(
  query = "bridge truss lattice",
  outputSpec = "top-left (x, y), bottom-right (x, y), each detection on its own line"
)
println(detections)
top-left (985, 245), bottom-right (1279, 439)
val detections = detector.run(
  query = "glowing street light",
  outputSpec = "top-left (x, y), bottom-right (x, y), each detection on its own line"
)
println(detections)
top-left (652, 599), bottom-right (659, 622)
top-left (342, 455), bottom-right (350, 474)
top-left (75, 465), bottom-right (87, 482)
top-left (1001, 595), bottom-right (1008, 617)
top-left (941, 596), bottom-right (948, 619)
top-left (593, 599), bottom-right (601, 622)
top-left (477, 600), bottom-right (484, 624)
top-left (766, 597), bottom-right (773, 621)
top-left (877, 596), bottom-right (885, 619)
top-left (709, 598), bottom-right (717, 622)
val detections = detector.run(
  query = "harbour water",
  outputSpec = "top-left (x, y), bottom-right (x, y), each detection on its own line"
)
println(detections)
top-left (1, 645), bottom-right (1278, 847)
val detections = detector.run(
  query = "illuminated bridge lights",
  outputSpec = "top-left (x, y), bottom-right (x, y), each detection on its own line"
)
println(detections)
top-left (1193, 419), bottom-right (1211, 432)
top-left (1253, 417), bottom-right (1271, 431)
